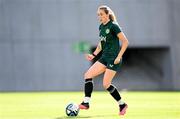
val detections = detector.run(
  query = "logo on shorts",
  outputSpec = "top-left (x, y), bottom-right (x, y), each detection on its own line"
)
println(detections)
top-left (109, 64), bottom-right (114, 67)
top-left (106, 29), bottom-right (110, 34)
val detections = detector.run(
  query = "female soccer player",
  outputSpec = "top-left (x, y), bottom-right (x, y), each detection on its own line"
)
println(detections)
top-left (79, 5), bottom-right (129, 116)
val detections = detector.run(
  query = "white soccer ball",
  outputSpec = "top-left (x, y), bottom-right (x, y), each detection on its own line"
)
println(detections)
top-left (65, 103), bottom-right (79, 116)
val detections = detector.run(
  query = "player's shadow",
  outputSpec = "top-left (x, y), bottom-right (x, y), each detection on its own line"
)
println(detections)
top-left (55, 116), bottom-right (91, 119)
top-left (55, 114), bottom-right (116, 119)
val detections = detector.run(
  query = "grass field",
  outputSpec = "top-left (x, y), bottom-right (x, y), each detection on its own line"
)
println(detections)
top-left (0, 91), bottom-right (180, 119)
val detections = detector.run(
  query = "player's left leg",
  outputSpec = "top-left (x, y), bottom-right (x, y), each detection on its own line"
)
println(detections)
top-left (103, 68), bottom-right (128, 116)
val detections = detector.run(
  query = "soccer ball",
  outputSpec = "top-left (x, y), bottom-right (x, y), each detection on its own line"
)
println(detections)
top-left (65, 103), bottom-right (79, 116)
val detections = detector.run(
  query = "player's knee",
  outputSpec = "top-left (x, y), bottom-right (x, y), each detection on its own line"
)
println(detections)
top-left (84, 71), bottom-right (91, 79)
top-left (103, 82), bottom-right (111, 89)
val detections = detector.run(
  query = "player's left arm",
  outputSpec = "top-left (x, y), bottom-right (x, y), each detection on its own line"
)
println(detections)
top-left (114, 32), bottom-right (129, 64)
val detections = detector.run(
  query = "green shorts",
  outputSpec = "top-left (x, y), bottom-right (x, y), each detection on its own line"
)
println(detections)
top-left (98, 56), bottom-right (122, 71)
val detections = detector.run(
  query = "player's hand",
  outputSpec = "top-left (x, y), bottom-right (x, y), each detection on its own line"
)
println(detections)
top-left (114, 57), bottom-right (121, 64)
top-left (85, 54), bottom-right (95, 61)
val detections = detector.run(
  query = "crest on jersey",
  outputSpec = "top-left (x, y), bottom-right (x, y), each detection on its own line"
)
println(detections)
top-left (106, 29), bottom-right (110, 34)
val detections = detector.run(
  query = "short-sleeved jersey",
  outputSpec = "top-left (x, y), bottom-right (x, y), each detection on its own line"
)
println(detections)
top-left (99, 20), bottom-right (122, 58)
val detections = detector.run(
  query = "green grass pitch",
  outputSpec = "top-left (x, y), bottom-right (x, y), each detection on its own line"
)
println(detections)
top-left (0, 91), bottom-right (180, 119)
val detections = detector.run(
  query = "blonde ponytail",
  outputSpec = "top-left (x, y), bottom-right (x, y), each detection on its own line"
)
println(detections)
top-left (98, 5), bottom-right (118, 23)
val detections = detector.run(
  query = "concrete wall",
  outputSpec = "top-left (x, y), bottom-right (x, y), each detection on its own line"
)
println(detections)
top-left (0, 0), bottom-right (179, 91)
top-left (169, 0), bottom-right (180, 90)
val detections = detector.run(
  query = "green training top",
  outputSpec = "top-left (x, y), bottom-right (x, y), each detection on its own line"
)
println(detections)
top-left (99, 20), bottom-right (122, 58)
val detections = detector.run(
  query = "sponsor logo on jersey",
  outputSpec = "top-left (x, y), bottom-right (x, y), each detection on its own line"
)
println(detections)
top-left (100, 35), bottom-right (106, 42)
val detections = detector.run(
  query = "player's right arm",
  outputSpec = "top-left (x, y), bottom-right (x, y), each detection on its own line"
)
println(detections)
top-left (85, 42), bottom-right (102, 61)
top-left (93, 41), bottom-right (102, 56)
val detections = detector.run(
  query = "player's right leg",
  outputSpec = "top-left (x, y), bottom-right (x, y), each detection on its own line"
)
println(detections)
top-left (79, 61), bottom-right (106, 110)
